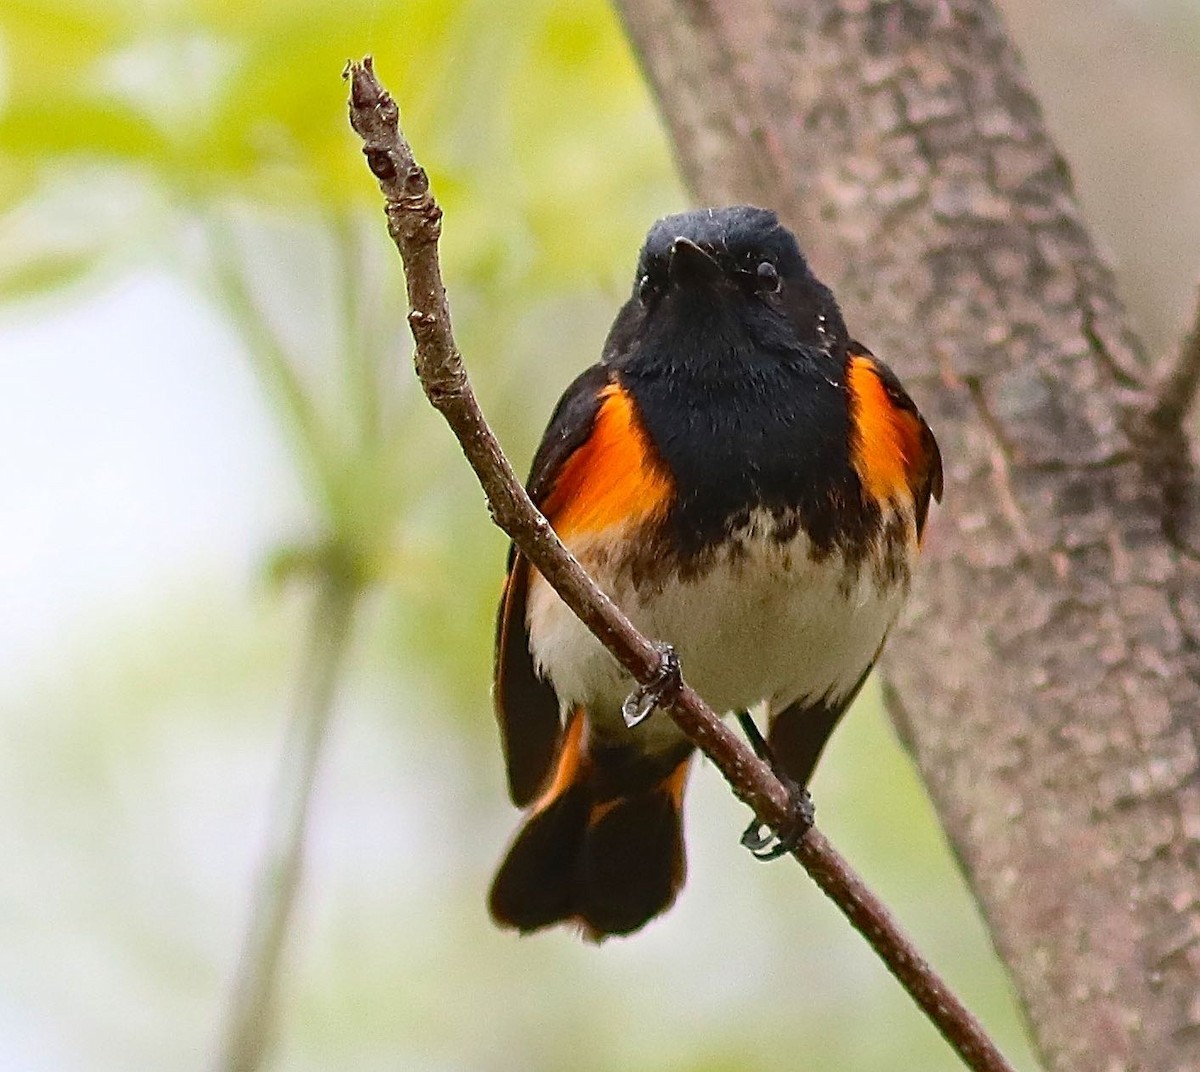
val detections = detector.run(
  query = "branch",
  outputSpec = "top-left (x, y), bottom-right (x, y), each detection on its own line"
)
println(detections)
top-left (215, 563), bottom-right (359, 1072)
top-left (344, 57), bottom-right (1017, 1072)
top-left (1130, 283), bottom-right (1200, 559)
top-left (609, 3), bottom-right (1200, 1068)
top-left (1146, 286), bottom-right (1200, 556)
top-left (1147, 283), bottom-right (1200, 437)
top-left (206, 218), bottom-right (340, 508)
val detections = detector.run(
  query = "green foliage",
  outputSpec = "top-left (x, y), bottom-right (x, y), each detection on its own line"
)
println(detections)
top-left (2, 0), bottom-right (681, 592)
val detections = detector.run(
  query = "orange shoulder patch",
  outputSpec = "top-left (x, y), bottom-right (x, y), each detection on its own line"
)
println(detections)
top-left (541, 383), bottom-right (673, 539)
top-left (847, 355), bottom-right (927, 504)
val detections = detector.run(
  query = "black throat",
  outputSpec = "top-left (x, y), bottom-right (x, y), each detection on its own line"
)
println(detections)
top-left (616, 322), bottom-right (867, 560)
top-left (603, 205), bottom-right (877, 562)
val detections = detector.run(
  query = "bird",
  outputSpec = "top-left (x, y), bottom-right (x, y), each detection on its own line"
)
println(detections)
top-left (488, 206), bottom-right (942, 941)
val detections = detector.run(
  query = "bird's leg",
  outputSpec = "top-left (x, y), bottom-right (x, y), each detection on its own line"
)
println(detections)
top-left (621, 643), bottom-right (681, 728)
top-left (736, 711), bottom-right (815, 860)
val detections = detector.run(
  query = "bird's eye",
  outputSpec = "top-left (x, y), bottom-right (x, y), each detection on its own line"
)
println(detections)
top-left (638, 273), bottom-right (657, 304)
top-left (756, 261), bottom-right (781, 293)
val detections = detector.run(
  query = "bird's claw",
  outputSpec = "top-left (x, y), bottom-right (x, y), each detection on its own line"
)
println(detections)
top-left (621, 643), bottom-right (681, 728)
top-left (741, 781), bottom-right (815, 861)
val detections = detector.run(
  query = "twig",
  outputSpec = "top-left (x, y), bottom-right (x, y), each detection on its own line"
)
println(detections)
top-left (1147, 284), bottom-right (1200, 437)
top-left (331, 210), bottom-right (385, 451)
top-left (207, 219), bottom-right (341, 516)
top-left (1135, 285), bottom-right (1200, 558)
top-left (345, 56), bottom-right (1018, 1072)
top-left (215, 565), bottom-right (359, 1072)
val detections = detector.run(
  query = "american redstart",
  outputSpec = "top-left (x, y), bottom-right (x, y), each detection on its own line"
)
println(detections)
top-left (489, 206), bottom-right (942, 940)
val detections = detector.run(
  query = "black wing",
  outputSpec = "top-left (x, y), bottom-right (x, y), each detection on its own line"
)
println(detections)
top-left (766, 665), bottom-right (874, 789)
top-left (493, 362), bottom-right (612, 806)
top-left (767, 351), bottom-right (942, 786)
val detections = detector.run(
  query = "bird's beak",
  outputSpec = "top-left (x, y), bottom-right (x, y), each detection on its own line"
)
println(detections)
top-left (668, 237), bottom-right (722, 287)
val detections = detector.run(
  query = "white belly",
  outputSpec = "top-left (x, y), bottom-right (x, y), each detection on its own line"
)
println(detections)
top-left (526, 509), bottom-right (914, 753)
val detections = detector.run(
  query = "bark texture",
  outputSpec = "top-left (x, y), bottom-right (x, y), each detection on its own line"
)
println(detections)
top-left (612, 3), bottom-right (1200, 1071)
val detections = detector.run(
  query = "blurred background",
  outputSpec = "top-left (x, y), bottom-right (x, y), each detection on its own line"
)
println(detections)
top-left (2, 1), bottom-right (1198, 1069)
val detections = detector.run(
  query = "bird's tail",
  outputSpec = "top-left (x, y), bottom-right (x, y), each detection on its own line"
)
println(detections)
top-left (489, 710), bottom-right (693, 940)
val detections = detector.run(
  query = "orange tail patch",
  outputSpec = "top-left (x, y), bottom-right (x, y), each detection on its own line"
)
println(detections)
top-left (490, 712), bottom-right (694, 941)
top-left (530, 707), bottom-right (587, 815)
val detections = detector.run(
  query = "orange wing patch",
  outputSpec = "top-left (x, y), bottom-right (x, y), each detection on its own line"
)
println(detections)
top-left (541, 383), bottom-right (673, 540)
top-left (847, 355), bottom-right (927, 504)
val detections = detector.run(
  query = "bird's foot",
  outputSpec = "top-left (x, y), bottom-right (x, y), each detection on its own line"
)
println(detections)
top-left (736, 710), bottom-right (815, 861)
top-left (740, 780), bottom-right (815, 860)
top-left (621, 643), bottom-right (681, 728)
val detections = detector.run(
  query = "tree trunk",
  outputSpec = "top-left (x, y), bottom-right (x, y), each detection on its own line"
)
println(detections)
top-left (612, 2), bottom-right (1200, 1071)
